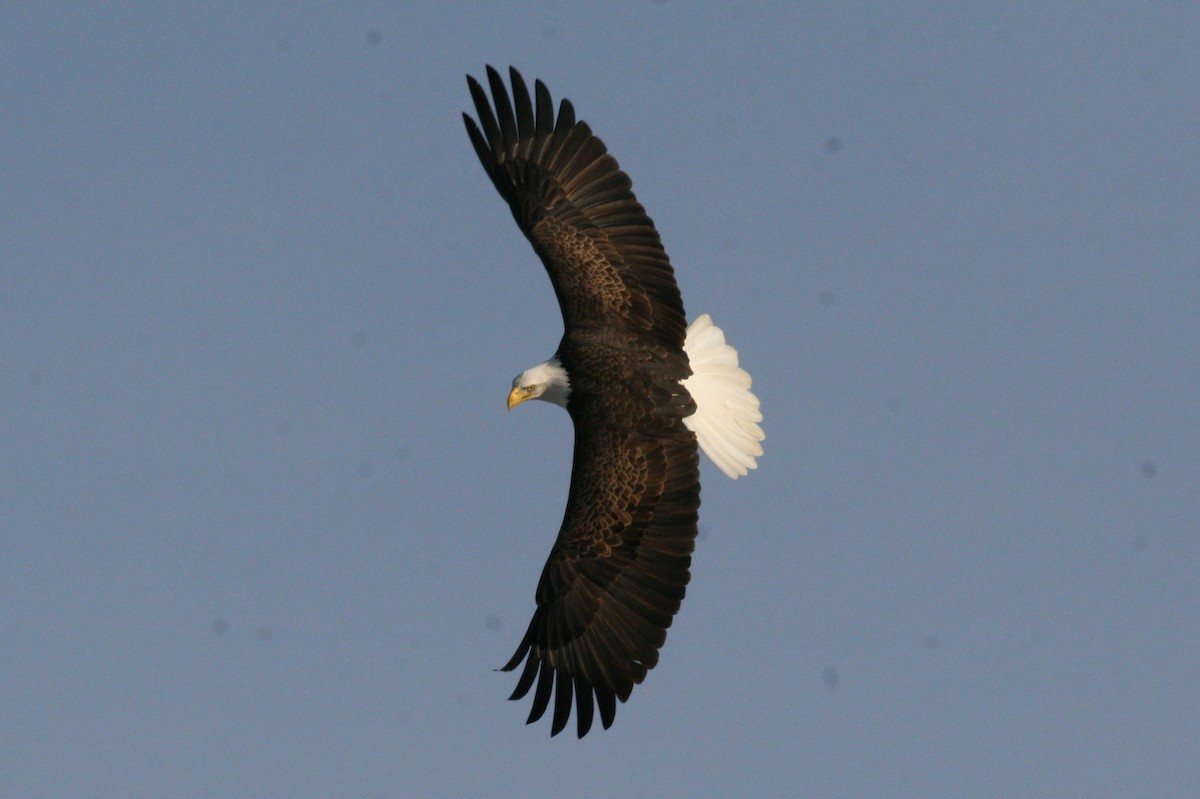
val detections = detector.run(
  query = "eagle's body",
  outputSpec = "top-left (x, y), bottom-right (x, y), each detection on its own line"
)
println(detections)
top-left (464, 67), bottom-right (763, 737)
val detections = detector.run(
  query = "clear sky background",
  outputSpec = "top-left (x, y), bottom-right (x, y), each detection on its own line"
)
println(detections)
top-left (3, 3), bottom-right (1198, 798)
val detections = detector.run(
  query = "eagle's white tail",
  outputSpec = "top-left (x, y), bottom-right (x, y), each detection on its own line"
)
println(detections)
top-left (681, 314), bottom-right (764, 479)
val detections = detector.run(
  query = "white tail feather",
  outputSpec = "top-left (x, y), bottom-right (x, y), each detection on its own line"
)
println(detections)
top-left (681, 314), bottom-right (764, 479)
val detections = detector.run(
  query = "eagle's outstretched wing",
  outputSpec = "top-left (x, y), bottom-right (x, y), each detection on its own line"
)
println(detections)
top-left (464, 66), bottom-right (701, 737)
top-left (463, 66), bottom-right (688, 349)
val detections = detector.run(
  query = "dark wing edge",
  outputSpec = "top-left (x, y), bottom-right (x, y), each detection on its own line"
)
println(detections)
top-left (463, 65), bottom-right (689, 350)
top-left (501, 429), bottom-right (700, 737)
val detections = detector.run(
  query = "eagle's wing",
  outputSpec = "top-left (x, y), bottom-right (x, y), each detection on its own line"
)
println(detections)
top-left (463, 66), bottom-right (688, 349)
top-left (464, 67), bottom-right (701, 737)
top-left (505, 409), bottom-right (699, 738)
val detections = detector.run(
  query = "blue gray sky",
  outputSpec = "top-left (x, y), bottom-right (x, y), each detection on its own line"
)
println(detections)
top-left (3, 3), bottom-right (1198, 797)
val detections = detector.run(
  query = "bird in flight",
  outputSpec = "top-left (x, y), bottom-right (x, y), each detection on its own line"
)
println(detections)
top-left (463, 66), bottom-right (764, 737)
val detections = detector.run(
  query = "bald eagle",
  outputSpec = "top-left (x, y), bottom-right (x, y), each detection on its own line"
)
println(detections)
top-left (463, 66), bottom-right (764, 737)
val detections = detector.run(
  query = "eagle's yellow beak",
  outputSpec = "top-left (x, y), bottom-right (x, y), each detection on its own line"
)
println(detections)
top-left (507, 386), bottom-right (528, 410)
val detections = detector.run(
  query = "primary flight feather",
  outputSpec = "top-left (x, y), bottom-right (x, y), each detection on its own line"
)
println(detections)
top-left (463, 66), bottom-right (763, 738)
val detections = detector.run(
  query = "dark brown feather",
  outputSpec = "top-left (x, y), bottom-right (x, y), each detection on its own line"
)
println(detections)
top-left (465, 66), bottom-right (701, 738)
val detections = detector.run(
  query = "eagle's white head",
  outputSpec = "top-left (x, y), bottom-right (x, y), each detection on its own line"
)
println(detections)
top-left (508, 358), bottom-right (571, 410)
